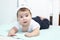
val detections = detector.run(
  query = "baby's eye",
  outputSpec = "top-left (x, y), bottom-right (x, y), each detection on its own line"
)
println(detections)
top-left (20, 16), bottom-right (23, 18)
top-left (25, 15), bottom-right (28, 17)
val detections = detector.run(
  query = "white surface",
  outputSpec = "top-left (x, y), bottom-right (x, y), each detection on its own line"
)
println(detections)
top-left (0, 24), bottom-right (60, 40)
top-left (0, 0), bottom-right (17, 25)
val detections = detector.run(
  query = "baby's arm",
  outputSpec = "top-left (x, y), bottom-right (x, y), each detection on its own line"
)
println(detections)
top-left (25, 27), bottom-right (40, 37)
top-left (8, 27), bottom-right (18, 36)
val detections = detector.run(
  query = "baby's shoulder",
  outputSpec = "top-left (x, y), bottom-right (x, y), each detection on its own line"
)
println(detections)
top-left (30, 19), bottom-right (39, 27)
top-left (31, 19), bottom-right (38, 24)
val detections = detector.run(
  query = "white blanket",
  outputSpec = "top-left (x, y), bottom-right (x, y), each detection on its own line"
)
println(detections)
top-left (0, 24), bottom-right (60, 40)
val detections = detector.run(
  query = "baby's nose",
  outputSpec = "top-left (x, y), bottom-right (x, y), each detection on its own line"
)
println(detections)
top-left (23, 17), bottom-right (26, 20)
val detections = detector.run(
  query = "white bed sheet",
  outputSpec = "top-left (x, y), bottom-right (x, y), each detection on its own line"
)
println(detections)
top-left (0, 24), bottom-right (60, 40)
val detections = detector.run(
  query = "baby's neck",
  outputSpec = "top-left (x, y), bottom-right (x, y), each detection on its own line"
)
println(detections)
top-left (22, 25), bottom-right (29, 32)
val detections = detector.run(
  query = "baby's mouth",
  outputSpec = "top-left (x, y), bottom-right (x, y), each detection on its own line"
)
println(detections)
top-left (23, 21), bottom-right (27, 23)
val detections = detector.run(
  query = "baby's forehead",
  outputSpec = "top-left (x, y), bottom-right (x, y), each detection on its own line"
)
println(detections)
top-left (19, 10), bottom-right (29, 12)
top-left (19, 10), bottom-right (30, 14)
top-left (18, 11), bottom-right (30, 15)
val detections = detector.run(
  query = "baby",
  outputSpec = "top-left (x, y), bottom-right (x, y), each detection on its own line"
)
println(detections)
top-left (8, 7), bottom-right (40, 37)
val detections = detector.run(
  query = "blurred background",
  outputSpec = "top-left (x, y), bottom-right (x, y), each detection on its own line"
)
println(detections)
top-left (0, 0), bottom-right (60, 26)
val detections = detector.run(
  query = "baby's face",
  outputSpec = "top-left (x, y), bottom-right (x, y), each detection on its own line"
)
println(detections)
top-left (17, 10), bottom-right (32, 26)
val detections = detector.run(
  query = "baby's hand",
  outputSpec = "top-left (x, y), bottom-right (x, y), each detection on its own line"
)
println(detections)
top-left (8, 33), bottom-right (16, 36)
top-left (25, 32), bottom-right (32, 37)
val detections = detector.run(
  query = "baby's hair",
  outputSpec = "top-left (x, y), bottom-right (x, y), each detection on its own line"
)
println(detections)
top-left (17, 7), bottom-right (32, 17)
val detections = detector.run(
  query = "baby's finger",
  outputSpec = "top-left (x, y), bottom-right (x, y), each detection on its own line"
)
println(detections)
top-left (8, 34), bottom-right (16, 37)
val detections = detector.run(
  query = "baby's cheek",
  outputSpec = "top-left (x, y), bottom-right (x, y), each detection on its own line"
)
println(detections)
top-left (18, 21), bottom-right (23, 25)
top-left (19, 19), bottom-right (23, 22)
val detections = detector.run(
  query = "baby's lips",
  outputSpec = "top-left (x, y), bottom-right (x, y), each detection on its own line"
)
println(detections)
top-left (23, 21), bottom-right (27, 23)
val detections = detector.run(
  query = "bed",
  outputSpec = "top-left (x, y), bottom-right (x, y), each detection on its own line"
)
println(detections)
top-left (0, 23), bottom-right (60, 40)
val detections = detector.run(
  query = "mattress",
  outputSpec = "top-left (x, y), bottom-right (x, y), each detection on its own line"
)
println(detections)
top-left (0, 24), bottom-right (60, 40)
